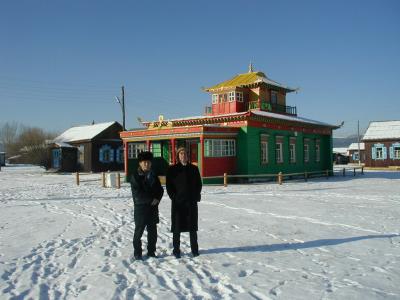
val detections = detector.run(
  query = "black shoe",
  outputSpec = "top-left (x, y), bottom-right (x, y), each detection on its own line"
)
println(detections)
top-left (192, 251), bottom-right (200, 257)
top-left (173, 251), bottom-right (181, 259)
top-left (147, 253), bottom-right (157, 258)
top-left (134, 254), bottom-right (142, 260)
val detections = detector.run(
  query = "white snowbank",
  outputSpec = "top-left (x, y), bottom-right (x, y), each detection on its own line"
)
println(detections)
top-left (0, 165), bottom-right (399, 299)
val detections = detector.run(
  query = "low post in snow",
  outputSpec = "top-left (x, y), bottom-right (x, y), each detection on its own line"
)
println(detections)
top-left (102, 172), bottom-right (106, 188)
top-left (361, 167), bottom-right (364, 175)
top-left (304, 171), bottom-right (308, 182)
top-left (223, 173), bottom-right (228, 187)
top-left (353, 168), bottom-right (356, 176)
top-left (342, 168), bottom-right (346, 177)
top-left (278, 172), bottom-right (283, 185)
top-left (76, 172), bottom-right (80, 186)
top-left (116, 173), bottom-right (121, 189)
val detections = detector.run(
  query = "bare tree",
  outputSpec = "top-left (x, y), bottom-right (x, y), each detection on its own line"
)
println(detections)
top-left (0, 121), bottom-right (20, 155)
top-left (16, 126), bottom-right (57, 167)
top-left (1, 123), bottom-right (57, 167)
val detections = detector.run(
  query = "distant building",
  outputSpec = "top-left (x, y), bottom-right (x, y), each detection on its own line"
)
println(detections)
top-left (333, 147), bottom-right (349, 164)
top-left (120, 67), bottom-right (339, 182)
top-left (0, 152), bottom-right (5, 167)
top-left (348, 142), bottom-right (365, 164)
top-left (52, 121), bottom-right (124, 172)
top-left (362, 121), bottom-right (400, 168)
top-left (0, 142), bottom-right (4, 167)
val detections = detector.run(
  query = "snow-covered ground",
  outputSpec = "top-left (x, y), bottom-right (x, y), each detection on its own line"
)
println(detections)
top-left (0, 165), bottom-right (399, 300)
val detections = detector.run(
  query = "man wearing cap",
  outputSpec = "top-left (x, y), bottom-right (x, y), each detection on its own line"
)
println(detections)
top-left (130, 151), bottom-right (164, 260)
top-left (166, 146), bottom-right (202, 258)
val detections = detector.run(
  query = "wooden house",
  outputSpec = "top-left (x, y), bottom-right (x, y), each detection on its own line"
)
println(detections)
top-left (0, 142), bottom-right (5, 166)
top-left (52, 121), bottom-right (124, 172)
top-left (48, 142), bottom-right (77, 172)
top-left (333, 148), bottom-right (349, 165)
top-left (348, 142), bottom-right (365, 164)
top-left (120, 67), bottom-right (339, 182)
top-left (362, 121), bottom-right (400, 168)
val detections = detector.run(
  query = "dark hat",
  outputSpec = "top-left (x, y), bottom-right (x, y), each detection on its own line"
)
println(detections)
top-left (138, 151), bottom-right (153, 162)
top-left (176, 146), bottom-right (187, 158)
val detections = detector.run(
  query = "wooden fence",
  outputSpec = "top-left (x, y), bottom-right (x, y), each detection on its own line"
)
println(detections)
top-left (75, 172), bottom-right (123, 189)
top-left (203, 167), bottom-right (364, 187)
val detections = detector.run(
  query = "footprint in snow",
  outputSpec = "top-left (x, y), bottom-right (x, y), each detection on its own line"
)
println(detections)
top-left (238, 269), bottom-right (256, 277)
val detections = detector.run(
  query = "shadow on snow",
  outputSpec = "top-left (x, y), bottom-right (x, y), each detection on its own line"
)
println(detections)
top-left (202, 234), bottom-right (399, 255)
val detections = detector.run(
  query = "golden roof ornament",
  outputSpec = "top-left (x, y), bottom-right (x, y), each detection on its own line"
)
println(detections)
top-left (248, 61), bottom-right (254, 73)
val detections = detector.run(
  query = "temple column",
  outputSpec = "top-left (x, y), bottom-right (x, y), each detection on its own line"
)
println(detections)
top-left (200, 136), bottom-right (205, 177)
top-left (124, 141), bottom-right (128, 177)
top-left (171, 138), bottom-right (176, 165)
top-left (146, 140), bottom-right (151, 151)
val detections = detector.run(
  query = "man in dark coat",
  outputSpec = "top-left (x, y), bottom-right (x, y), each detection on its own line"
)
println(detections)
top-left (130, 151), bottom-right (164, 260)
top-left (166, 146), bottom-right (202, 258)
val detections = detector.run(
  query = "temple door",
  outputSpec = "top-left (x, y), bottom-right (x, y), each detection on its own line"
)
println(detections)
top-left (190, 143), bottom-right (198, 165)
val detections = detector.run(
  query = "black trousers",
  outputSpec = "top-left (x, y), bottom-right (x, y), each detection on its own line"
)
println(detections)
top-left (133, 223), bottom-right (157, 256)
top-left (173, 231), bottom-right (198, 254)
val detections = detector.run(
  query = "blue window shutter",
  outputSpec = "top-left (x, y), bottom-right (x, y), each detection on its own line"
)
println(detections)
top-left (99, 148), bottom-right (104, 163)
top-left (371, 146), bottom-right (376, 160)
top-left (390, 146), bottom-right (394, 159)
top-left (110, 149), bottom-right (115, 162)
top-left (116, 148), bottom-right (120, 163)
top-left (382, 147), bottom-right (387, 160)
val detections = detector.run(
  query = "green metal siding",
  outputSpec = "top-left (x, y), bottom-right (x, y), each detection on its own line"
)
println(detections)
top-left (236, 126), bottom-right (332, 175)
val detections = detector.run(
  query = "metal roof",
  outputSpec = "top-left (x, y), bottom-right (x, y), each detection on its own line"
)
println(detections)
top-left (362, 121), bottom-right (400, 141)
top-left (54, 121), bottom-right (118, 143)
top-left (348, 143), bottom-right (365, 151)
top-left (204, 71), bottom-right (296, 93)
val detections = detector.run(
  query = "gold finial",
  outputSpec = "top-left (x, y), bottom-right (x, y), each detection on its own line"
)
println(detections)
top-left (248, 61), bottom-right (254, 73)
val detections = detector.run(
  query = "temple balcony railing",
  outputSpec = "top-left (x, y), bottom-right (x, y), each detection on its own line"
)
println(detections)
top-left (204, 106), bottom-right (213, 115)
top-left (247, 101), bottom-right (297, 116)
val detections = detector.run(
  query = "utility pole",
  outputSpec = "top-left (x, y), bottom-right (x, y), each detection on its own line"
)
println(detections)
top-left (122, 86), bottom-right (125, 131)
top-left (357, 120), bottom-right (361, 165)
top-left (115, 86), bottom-right (126, 131)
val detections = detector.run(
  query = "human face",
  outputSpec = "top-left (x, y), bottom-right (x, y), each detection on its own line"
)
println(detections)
top-left (139, 160), bottom-right (151, 172)
top-left (178, 150), bottom-right (188, 165)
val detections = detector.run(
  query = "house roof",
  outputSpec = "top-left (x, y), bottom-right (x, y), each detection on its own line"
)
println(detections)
top-left (333, 147), bottom-right (348, 155)
top-left (142, 110), bottom-right (338, 129)
top-left (204, 71), bottom-right (296, 93)
top-left (348, 142), bottom-right (365, 151)
top-left (362, 121), bottom-right (400, 141)
top-left (54, 121), bottom-right (118, 143)
top-left (251, 110), bottom-right (337, 128)
top-left (54, 142), bottom-right (76, 148)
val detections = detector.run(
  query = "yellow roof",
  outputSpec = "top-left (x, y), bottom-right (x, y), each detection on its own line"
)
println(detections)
top-left (204, 71), bottom-right (295, 93)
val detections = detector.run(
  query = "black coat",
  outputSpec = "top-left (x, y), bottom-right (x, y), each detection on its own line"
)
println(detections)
top-left (166, 162), bottom-right (202, 232)
top-left (130, 169), bottom-right (164, 226)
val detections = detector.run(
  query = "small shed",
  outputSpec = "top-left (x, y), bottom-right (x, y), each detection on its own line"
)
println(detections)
top-left (332, 147), bottom-right (349, 164)
top-left (52, 121), bottom-right (124, 172)
top-left (49, 142), bottom-right (77, 172)
top-left (0, 152), bottom-right (5, 167)
top-left (348, 142), bottom-right (365, 164)
top-left (362, 121), bottom-right (400, 168)
top-left (0, 142), bottom-right (5, 166)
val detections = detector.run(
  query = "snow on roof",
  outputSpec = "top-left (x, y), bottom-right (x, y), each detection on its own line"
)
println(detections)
top-left (54, 121), bottom-right (116, 143)
top-left (252, 110), bottom-right (337, 127)
top-left (155, 111), bottom-right (336, 128)
top-left (362, 121), bottom-right (400, 141)
top-left (348, 143), bottom-right (365, 151)
top-left (333, 147), bottom-right (348, 155)
top-left (167, 111), bottom-right (248, 122)
top-left (54, 142), bottom-right (76, 148)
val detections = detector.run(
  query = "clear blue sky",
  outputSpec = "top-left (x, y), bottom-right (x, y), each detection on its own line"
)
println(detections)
top-left (1, 0), bottom-right (399, 137)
